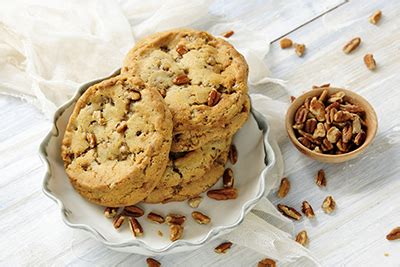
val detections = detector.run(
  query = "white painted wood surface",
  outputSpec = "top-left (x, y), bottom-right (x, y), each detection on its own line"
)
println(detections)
top-left (1, 0), bottom-right (399, 266)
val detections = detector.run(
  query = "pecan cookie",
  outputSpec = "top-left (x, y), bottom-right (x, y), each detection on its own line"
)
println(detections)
top-left (144, 138), bottom-right (231, 203)
top-left (122, 29), bottom-right (250, 150)
top-left (61, 75), bottom-right (173, 207)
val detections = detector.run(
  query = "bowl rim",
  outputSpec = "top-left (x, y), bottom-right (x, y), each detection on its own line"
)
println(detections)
top-left (285, 87), bottom-right (378, 160)
top-left (38, 69), bottom-right (277, 254)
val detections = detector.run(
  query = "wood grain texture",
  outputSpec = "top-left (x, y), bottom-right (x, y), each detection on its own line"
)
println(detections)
top-left (1, 0), bottom-right (400, 266)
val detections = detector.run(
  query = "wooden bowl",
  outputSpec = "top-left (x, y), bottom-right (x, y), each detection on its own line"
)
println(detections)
top-left (286, 87), bottom-right (378, 163)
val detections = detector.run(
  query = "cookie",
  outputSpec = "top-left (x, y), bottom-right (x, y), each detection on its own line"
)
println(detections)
top-left (61, 75), bottom-right (173, 207)
top-left (122, 29), bottom-right (249, 133)
top-left (144, 138), bottom-right (231, 203)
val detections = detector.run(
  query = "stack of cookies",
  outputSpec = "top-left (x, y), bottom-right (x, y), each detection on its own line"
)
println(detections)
top-left (61, 29), bottom-right (250, 208)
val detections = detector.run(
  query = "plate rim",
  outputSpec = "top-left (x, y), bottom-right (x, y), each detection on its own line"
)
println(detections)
top-left (39, 69), bottom-right (277, 254)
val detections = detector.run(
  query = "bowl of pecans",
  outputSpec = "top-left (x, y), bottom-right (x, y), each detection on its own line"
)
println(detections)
top-left (286, 86), bottom-right (378, 163)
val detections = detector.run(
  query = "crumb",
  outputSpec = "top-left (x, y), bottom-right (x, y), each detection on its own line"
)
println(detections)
top-left (384, 252), bottom-right (389, 257)
top-left (157, 230), bottom-right (163, 237)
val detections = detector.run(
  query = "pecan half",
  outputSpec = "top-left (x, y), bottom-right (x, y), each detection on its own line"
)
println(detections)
top-left (192, 211), bottom-right (211, 224)
top-left (173, 74), bottom-right (190, 85)
top-left (176, 44), bottom-right (188, 56)
top-left (304, 118), bottom-right (317, 133)
top-left (309, 97), bottom-right (326, 121)
top-left (334, 111), bottom-right (353, 122)
top-left (258, 258), bottom-right (276, 267)
top-left (294, 43), bottom-right (306, 57)
top-left (313, 122), bottom-right (326, 138)
top-left (229, 144), bottom-right (238, 164)
top-left (207, 89), bottom-right (221, 106)
top-left (165, 214), bottom-right (186, 226)
top-left (315, 169), bottom-right (327, 187)
top-left (223, 168), bottom-right (234, 188)
top-left (295, 230), bottom-right (309, 246)
top-left (342, 124), bottom-right (353, 143)
top-left (215, 242), bottom-right (233, 254)
top-left (319, 89), bottom-right (329, 102)
top-left (222, 30), bottom-right (234, 38)
top-left (277, 204), bottom-right (302, 220)
top-left (112, 214), bottom-right (125, 229)
top-left (337, 139), bottom-right (349, 152)
top-left (322, 196), bottom-right (336, 214)
top-left (369, 10), bottom-right (382, 25)
top-left (277, 177), bottom-right (290, 198)
top-left (386, 227), bottom-right (400, 240)
top-left (340, 103), bottom-right (364, 113)
top-left (352, 116), bottom-right (362, 134)
top-left (146, 258), bottom-right (161, 267)
top-left (295, 106), bottom-right (308, 124)
top-left (207, 188), bottom-right (238, 200)
top-left (354, 131), bottom-right (366, 146)
top-left (123, 205), bottom-right (144, 217)
top-left (298, 137), bottom-right (312, 149)
top-left (86, 133), bottom-right (97, 148)
top-left (327, 126), bottom-right (341, 143)
top-left (104, 207), bottom-right (118, 218)
top-left (343, 37), bottom-right (361, 54)
top-left (321, 138), bottom-right (334, 152)
top-left (364, 54), bottom-right (377, 70)
top-left (188, 197), bottom-right (202, 208)
top-left (169, 224), bottom-right (183, 241)
top-left (328, 91), bottom-right (345, 103)
top-left (128, 217), bottom-right (143, 237)
top-left (280, 38), bottom-right (293, 49)
top-left (147, 212), bottom-right (165, 224)
top-left (301, 201), bottom-right (315, 218)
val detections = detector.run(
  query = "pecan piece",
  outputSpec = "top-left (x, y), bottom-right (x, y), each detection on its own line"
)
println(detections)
top-left (116, 121), bottom-right (128, 133)
top-left (222, 30), bottom-right (234, 38)
top-left (173, 74), bottom-right (190, 85)
top-left (86, 133), bottom-right (97, 148)
top-left (294, 106), bottom-right (308, 124)
top-left (298, 137), bottom-right (312, 149)
top-left (342, 124), bottom-right (353, 143)
top-left (369, 10), bottom-right (382, 25)
top-left (337, 139), bottom-right (349, 152)
top-left (207, 188), bottom-right (238, 200)
top-left (280, 38), bottom-right (293, 49)
top-left (229, 144), bottom-right (238, 164)
top-left (223, 168), bottom-right (234, 188)
top-left (313, 122), bottom-right (326, 139)
top-left (314, 146), bottom-right (322, 153)
top-left (334, 111), bottom-right (353, 122)
top-left (188, 197), bottom-right (202, 208)
top-left (258, 258), bottom-right (276, 267)
top-left (304, 118), bottom-right (317, 133)
top-left (294, 43), bottom-right (306, 57)
top-left (313, 83), bottom-right (331, 89)
top-left (352, 116), bottom-right (362, 134)
top-left (309, 97), bottom-right (326, 121)
top-left (104, 207), bottom-right (118, 218)
top-left (354, 131), bottom-right (366, 146)
top-left (147, 212), bottom-right (165, 224)
top-left (112, 214), bottom-right (125, 229)
top-left (146, 258), bottom-right (161, 267)
top-left (295, 230), bottom-right (309, 246)
top-left (176, 44), bottom-right (188, 56)
top-left (301, 201), bottom-right (315, 218)
top-left (304, 97), bottom-right (312, 110)
top-left (215, 242), bottom-right (233, 254)
top-left (340, 103), bottom-right (364, 113)
top-left (386, 227), bottom-right (400, 241)
top-left (343, 37), bottom-right (361, 54)
top-left (321, 138), bottom-right (334, 152)
top-left (316, 169), bottom-right (327, 187)
top-left (192, 211), bottom-right (211, 225)
top-left (319, 89), bottom-right (329, 102)
top-left (277, 204), bottom-right (302, 220)
top-left (290, 95), bottom-right (296, 102)
top-left (123, 205), bottom-right (144, 217)
top-left (207, 89), bottom-right (221, 107)
top-left (327, 126), bottom-right (341, 143)
top-left (293, 123), bottom-right (304, 130)
top-left (169, 224), bottom-right (183, 241)
top-left (128, 217), bottom-right (143, 237)
top-left (322, 196), bottom-right (336, 214)
top-left (277, 177), bottom-right (290, 198)
top-left (165, 214), bottom-right (186, 226)
top-left (298, 130), bottom-right (321, 145)
top-left (364, 54), bottom-right (377, 70)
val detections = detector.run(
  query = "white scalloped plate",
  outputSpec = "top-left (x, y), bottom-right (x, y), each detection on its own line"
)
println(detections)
top-left (39, 69), bottom-right (277, 255)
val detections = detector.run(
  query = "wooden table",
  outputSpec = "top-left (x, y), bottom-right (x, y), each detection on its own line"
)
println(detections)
top-left (1, 0), bottom-right (399, 266)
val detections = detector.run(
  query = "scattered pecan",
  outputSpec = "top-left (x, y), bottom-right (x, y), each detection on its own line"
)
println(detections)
top-left (322, 196), bottom-right (336, 214)
top-left (86, 133), bottom-right (96, 148)
top-left (207, 89), bottom-right (221, 106)
top-left (277, 204), bottom-right (302, 220)
top-left (214, 242), bottom-right (233, 254)
top-left (207, 188), bottom-right (238, 200)
top-left (123, 205), bottom-right (144, 217)
top-left (222, 30), bottom-right (234, 38)
top-left (112, 214), bottom-right (125, 229)
top-left (104, 207), bottom-right (118, 218)
top-left (258, 258), bottom-right (276, 267)
top-left (173, 74), bottom-right (190, 85)
top-left (147, 212), bottom-right (165, 224)
top-left (369, 10), bottom-right (382, 25)
top-left (188, 197), bottom-right (202, 208)
top-left (165, 214), bottom-right (186, 226)
top-left (294, 43), bottom-right (306, 57)
top-left (192, 211), bottom-right (211, 224)
top-left (169, 224), bottom-right (183, 241)
top-left (290, 96), bottom-right (296, 102)
top-left (128, 217), bottom-right (143, 237)
top-left (309, 97), bottom-right (326, 121)
top-left (386, 227), bottom-right (400, 241)
top-left (301, 201), bottom-right (315, 218)
top-left (146, 258), bottom-right (161, 267)
top-left (304, 118), bottom-right (317, 133)
top-left (176, 44), bottom-right (188, 56)
top-left (280, 38), bottom-right (293, 49)
top-left (295, 230), bottom-right (309, 246)
top-left (315, 169), bottom-right (327, 187)
top-left (223, 168), bottom-right (234, 188)
top-left (364, 54), bottom-right (377, 70)
top-left (229, 144), bottom-right (238, 164)
top-left (277, 177), bottom-right (290, 198)
top-left (343, 37), bottom-right (361, 54)
top-left (313, 83), bottom-right (331, 89)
